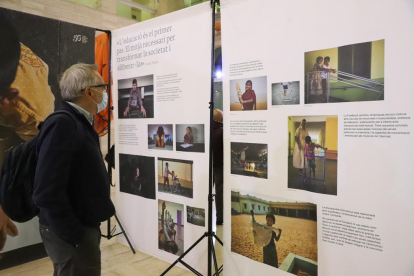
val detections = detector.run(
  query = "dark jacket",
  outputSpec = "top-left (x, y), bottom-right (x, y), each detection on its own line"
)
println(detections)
top-left (33, 102), bottom-right (115, 244)
top-left (212, 120), bottom-right (223, 169)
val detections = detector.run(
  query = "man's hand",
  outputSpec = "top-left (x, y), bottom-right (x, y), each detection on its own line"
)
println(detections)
top-left (123, 107), bottom-right (129, 117)
top-left (0, 207), bottom-right (19, 251)
top-left (141, 106), bottom-right (146, 117)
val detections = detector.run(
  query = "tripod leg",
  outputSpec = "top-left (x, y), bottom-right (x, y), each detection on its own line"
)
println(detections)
top-left (179, 260), bottom-right (203, 276)
top-left (114, 213), bottom-right (136, 254)
top-left (210, 236), bottom-right (219, 274)
top-left (213, 234), bottom-right (223, 246)
top-left (161, 233), bottom-right (207, 276)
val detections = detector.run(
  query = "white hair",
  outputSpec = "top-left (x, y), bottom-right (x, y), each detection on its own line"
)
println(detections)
top-left (60, 63), bottom-right (100, 102)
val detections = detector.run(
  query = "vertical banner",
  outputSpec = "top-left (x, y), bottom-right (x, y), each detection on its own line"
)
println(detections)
top-left (221, 0), bottom-right (414, 275)
top-left (112, 2), bottom-right (212, 273)
top-left (0, 8), bottom-right (95, 264)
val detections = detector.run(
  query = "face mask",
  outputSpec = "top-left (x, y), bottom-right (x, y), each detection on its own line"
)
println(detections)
top-left (90, 89), bottom-right (108, 113)
top-left (97, 92), bottom-right (108, 113)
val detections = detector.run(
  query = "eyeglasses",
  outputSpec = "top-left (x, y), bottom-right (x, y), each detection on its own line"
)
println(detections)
top-left (82, 84), bottom-right (108, 94)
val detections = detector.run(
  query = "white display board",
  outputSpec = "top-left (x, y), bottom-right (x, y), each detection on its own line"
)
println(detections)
top-left (221, 0), bottom-right (414, 275)
top-left (112, 3), bottom-right (212, 273)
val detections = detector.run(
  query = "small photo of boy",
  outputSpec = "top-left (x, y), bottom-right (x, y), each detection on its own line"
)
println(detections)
top-left (272, 81), bottom-right (300, 105)
top-left (176, 124), bottom-right (205, 153)
top-left (304, 136), bottom-right (328, 182)
top-left (118, 75), bottom-right (154, 118)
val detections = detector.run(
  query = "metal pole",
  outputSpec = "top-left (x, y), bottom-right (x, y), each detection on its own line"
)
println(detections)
top-left (107, 30), bottom-right (112, 240)
top-left (160, 2), bottom-right (223, 274)
top-left (208, 1), bottom-right (217, 275)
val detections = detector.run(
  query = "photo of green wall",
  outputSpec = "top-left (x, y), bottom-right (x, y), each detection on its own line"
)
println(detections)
top-left (304, 39), bottom-right (384, 104)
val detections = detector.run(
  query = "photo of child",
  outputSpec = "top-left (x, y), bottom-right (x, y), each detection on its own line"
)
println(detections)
top-left (118, 75), bottom-right (154, 118)
top-left (288, 116), bottom-right (338, 195)
top-left (148, 124), bottom-right (173, 151)
top-left (158, 157), bottom-right (193, 198)
top-left (230, 76), bottom-right (267, 111)
top-left (272, 81), bottom-right (300, 105)
top-left (231, 142), bottom-right (268, 179)
top-left (187, 206), bottom-right (205, 227)
top-left (304, 136), bottom-right (328, 181)
top-left (305, 40), bottom-right (384, 104)
top-left (176, 124), bottom-right (205, 153)
top-left (231, 190), bottom-right (318, 275)
top-left (158, 200), bottom-right (184, 256)
top-left (119, 154), bottom-right (156, 200)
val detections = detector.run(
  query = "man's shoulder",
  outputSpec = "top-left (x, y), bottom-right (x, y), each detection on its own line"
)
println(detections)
top-left (40, 108), bottom-right (84, 140)
top-left (43, 111), bottom-right (77, 129)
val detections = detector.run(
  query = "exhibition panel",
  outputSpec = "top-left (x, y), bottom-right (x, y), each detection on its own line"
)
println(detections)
top-left (221, 0), bottom-right (414, 275)
top-left (112, 3), bottom-right (212, 274)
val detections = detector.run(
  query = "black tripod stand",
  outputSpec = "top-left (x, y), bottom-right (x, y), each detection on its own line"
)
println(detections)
top-left (95, 28), bottom-right (135, 255)
top-left (161, 1), bottom-right (223, 275)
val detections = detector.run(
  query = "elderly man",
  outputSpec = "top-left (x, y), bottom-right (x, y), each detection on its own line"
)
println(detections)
top-left (33, 63), bottom-right (115, 276)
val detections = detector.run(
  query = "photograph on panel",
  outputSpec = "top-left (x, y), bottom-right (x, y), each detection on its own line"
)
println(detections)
top-left (158, 157), bottom-right (193, 198)
top-left (118, 75), bottom-right (154, 118)
top-left (158, 200), bottom-right (184, 256)
top-left (230, 76), bottom-right (267, 111)
top-left (148, 124), bottom-right (173, 151)
top-left (272, 81), bottom-right (300, 105)
top-left (176, 124), bottom-right (205, 153)
top-left (231, 142), bottom-right (268, 179)
top-left (288, 116), bottom-right (338, 196)
top-left (119, 153), bottom-right (156, 200)
top-left (231, 189), bottom-right (318, 275)
top-left (304, 39), bottom-right (384, 104)
top-left (187, 206), bottom-right (205, 227)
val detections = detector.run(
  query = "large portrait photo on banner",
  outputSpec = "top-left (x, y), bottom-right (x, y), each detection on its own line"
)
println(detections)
top-left (231, 190), bottom-right (318, 275)
top-left (304, 39), bottom-right (384, 104)
top-left (118, 75), bottom-right (154, 119)
top-left (0, 8), bottom-right (95, 172)
top-left (288, 115), bottom-right (338, 196)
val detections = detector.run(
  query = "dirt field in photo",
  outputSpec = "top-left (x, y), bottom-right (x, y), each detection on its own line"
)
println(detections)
top-left (231, 214), bottom-right (317, 267)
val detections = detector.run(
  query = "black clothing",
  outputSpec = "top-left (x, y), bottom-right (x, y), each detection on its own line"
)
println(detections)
top-left (33, 101), bottom-right (115, 245)
top-left (212, 121), bottom-right (223, 168)
top-left (40, 224), bottom-right (101, 276)
top-left (263, 231), bottom-right (278, 268)
top-left (212, 120), bottom-right (223, 224)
